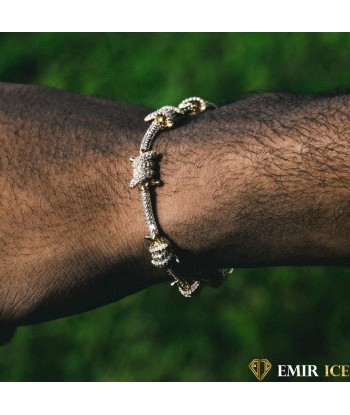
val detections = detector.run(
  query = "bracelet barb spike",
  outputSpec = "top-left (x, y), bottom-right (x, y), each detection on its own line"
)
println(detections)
top-left (130, 97), bottom-right (232, 297)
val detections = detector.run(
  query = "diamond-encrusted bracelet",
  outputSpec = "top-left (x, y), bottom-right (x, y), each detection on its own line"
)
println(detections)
top-left (130, 97), bottom-right (232, 297)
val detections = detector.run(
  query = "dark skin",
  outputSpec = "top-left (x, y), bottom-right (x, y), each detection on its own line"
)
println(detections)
top-left (1, 82), bottom-right (350, 344)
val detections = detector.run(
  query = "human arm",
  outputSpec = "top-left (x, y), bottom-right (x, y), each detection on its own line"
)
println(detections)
top-left (1, 83), bottom-right (350, 330)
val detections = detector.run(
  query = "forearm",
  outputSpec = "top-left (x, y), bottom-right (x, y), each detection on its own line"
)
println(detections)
top-left (0, 82), bottom-right (158, 324)
top-left (159, 93), bottom-right (350, 267)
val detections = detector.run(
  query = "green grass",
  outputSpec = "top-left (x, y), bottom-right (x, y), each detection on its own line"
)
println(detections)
top-left (1, 33), bottom-right (350, 381)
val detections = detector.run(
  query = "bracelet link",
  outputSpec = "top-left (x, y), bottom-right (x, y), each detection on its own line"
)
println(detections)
top-left (129, 150), bottom-right (158, 189)
top-left (149, 236), bottom-right (177, 268)
top-left (144, 105), bottom-right (182, 128)
top-left (179, 97), bottom-right (217, 114)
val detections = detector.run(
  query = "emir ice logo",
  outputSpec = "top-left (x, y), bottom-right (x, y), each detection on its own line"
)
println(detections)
top-left (249, 359), bottom-right (272, 381)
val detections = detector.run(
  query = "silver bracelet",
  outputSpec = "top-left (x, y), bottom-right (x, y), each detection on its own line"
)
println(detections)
top-left (130, 97), bottom-right (232, 297)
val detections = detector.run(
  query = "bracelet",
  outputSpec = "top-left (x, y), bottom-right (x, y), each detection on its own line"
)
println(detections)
top-left (130, 97), bottom-right (232, 297)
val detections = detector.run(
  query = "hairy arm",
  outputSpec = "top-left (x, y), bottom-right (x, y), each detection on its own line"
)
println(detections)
top-left (161, 93), bottom-right (350, 268)
top-left (0, 84), bottom-right (350, 333)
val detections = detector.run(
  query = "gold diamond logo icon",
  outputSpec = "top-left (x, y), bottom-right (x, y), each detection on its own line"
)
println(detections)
top-left (249, 359), bottom-right (272, 381)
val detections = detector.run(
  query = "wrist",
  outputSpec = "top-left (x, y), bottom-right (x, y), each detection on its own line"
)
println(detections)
top-left (153, 108), bottom-right (246, 269)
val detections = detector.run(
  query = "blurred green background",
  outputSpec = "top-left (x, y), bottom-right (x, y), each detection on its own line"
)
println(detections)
top-left (1, 33), bottom-right (350, 382)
